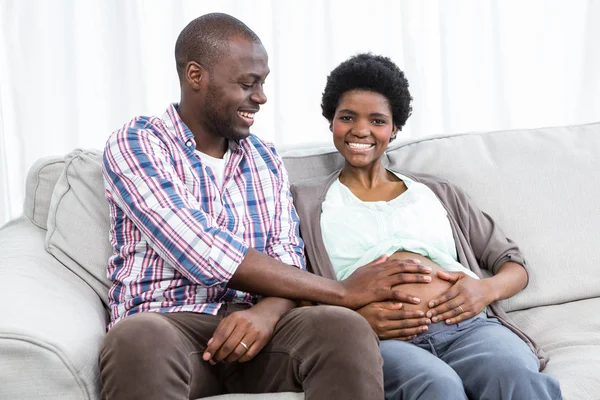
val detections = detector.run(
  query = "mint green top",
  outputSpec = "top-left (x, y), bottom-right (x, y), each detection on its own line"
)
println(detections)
top-left (321, 172), bottom-right (480, 281)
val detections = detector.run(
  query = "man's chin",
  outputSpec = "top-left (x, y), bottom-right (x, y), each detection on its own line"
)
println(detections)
top-left (225, 127), bottom-right (251, 141)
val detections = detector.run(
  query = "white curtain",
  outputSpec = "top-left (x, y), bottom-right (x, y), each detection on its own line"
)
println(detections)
top-left (1, 0), bottom-right (599, 226)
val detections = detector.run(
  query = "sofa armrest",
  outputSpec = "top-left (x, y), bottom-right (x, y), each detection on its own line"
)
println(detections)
top-left (0, 216), bottom-right (108, 400)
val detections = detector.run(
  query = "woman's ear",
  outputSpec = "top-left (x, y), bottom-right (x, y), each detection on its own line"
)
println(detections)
top-left (329, 122), bottom-right (333, 132)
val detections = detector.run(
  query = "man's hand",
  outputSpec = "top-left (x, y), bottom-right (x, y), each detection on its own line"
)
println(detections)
top-left (356, 301), bottom-right (431, 340)
top-left (203, 298), bottom-right (294, 364)
top-left (426, 271), bottom-right (494, 324)
top-left (341, 255), bottom-right (433, 310)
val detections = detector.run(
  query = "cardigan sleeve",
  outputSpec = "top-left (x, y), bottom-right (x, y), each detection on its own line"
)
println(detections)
top-left (441, 180), bottom-right (527, 275)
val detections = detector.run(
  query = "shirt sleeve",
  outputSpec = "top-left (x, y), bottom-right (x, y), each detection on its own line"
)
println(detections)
top-left (262, 145), bottom-right (306, 270)
top-left (102, 122), bottom-right (248, 287)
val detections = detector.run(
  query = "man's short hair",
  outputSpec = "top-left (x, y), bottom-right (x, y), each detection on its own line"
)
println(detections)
top-left (175, 13), bottom-right (261, 81)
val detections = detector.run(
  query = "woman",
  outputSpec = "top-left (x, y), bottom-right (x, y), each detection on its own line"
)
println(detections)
top-left (292, 54), bottom-right (561, 400)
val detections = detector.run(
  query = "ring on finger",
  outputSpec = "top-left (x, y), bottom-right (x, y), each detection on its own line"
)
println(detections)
top-left (239, 341), bottom-right (249, 350)
top-left (458, 305), bottom-right (465, 314)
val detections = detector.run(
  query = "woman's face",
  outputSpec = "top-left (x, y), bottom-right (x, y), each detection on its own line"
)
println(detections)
top-left (331, 89), bottom-right (396, 170)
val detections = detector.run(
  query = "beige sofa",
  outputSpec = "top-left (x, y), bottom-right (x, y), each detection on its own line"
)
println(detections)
top-left (1, 122), bottom-right (599, 399)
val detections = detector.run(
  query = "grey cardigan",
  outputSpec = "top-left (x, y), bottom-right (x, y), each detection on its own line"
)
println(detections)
top-left (291, 168), bottom-right (547, 370)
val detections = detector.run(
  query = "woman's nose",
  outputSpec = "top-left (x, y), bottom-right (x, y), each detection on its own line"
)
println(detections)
top-left (350, 124), bottom-right (370, 137)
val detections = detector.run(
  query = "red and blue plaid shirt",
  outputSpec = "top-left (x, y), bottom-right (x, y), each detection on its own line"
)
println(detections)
top-left (102, 104), bottom-right (306, 328)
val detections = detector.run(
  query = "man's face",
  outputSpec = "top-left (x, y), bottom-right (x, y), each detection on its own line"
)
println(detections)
top-left (203, 37), bottom-right (269, 141)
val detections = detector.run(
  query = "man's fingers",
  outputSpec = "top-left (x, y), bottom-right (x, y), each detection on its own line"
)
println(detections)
top-left (223, 334), bottom-right (254, 363)
top-left (365, 254), bottom-right (389, 267)
top-left (383, 317), bottom-right (431, 331)
top-left (387, 272), bottom-right (432, 287)
top-left (212, 329), bottom-right (247, 363)
top-left (237, 337), bottom-right (266, 363)
top-left (390, 290), bottom-right (421, 304)
top-left (382, 325), bottom-right (429, 340)
top-left (374, 301), bottom-right (404, 310)
top-left (203, 320), bottom-right (236, 362)
top-left (382, 260), bottom-right (432, 275)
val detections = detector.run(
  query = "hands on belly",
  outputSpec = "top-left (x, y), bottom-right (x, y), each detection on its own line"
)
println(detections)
top-left (356, 252), bottom-right (457, 341)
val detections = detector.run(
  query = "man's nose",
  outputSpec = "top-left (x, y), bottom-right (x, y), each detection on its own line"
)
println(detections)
top-left (250, 87), bottom-right (267, 104)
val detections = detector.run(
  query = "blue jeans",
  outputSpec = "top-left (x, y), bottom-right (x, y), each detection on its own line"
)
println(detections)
top-left (380, 314), bottom-right (562, 400)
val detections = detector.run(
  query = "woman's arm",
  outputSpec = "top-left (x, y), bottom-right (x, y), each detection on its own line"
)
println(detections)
top-left (485, 261), bottom-right (528, 302)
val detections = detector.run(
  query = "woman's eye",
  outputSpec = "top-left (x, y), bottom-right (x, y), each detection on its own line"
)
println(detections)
top-left (340, 116), bottom-right (353, 122)
top-left (373, 119), bottom-right (386, 125)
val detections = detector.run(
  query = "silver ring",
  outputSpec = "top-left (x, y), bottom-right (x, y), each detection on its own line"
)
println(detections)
top-left (458, 305), bottom-right (465, 314)
top-left (239, 341), bottom-right (249, 350)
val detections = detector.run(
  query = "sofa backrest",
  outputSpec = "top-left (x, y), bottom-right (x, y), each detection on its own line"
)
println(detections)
top-left (23, 156), bottom-right (65, 230)
top-left (283, 122), bottom-right (600, 312)
top-left (24, 122), bottom-right (600, 313)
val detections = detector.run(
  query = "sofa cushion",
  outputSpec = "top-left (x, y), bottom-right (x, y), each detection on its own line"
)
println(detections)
top-left (45, 149), bottom-right (112, 306)
top-left (0, 216), bottom-right (107, 399)
top-left (509, 298), bottom-right (600, 400)
top-left (283, 122), bottom-right (600, 312)
top-left (23, 156), bottom-right (65, 230)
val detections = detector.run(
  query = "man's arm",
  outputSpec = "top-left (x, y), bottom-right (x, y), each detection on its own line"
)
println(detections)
top-left (104, 125), bottom-right (431, 308)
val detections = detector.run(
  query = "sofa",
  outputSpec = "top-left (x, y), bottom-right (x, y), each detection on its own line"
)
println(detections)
top-left (1, 121), bottom-right (599, 400)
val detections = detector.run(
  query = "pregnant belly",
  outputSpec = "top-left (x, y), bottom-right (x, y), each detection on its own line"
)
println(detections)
top-left (388, 251), bottom-right (453, 314)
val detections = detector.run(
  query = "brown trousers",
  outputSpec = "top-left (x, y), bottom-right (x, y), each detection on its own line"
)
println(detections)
top-left (99, 304), bottom-right (384, 400)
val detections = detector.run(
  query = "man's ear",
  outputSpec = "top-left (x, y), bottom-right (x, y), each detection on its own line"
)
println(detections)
top-left (329, 122), bottom-right (333, 132)
top-left (186, 61), bottom-right (206, 90)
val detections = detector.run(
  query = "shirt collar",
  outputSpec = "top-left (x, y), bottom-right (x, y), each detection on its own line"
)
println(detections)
top-left (162, 103), bottom-right (241, 153)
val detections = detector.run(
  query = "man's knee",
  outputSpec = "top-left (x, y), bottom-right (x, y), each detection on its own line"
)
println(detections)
top-left (297, 305), bottom-right (379, 355)
top-left (101, 312), bottom-right (177, 364)
top-left (307, 306), bottom-right (375, 336)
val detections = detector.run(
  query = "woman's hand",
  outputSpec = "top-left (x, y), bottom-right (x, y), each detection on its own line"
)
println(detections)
top-left (426, 270), bottom-right (495, 324)
top-left (357, 301), bottom-right (431, 340)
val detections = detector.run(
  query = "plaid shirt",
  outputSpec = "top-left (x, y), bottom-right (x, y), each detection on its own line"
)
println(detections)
top-left (102, 104), bottom-right (306, 328)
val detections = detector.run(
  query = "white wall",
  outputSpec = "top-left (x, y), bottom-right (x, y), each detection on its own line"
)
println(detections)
top-left (1, 0), bottom-right (599, 225)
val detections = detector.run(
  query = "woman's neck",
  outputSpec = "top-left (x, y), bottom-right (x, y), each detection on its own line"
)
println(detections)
top-left (339, 161), bottom-right (406, 202)
top-left (339, 161), bottom-right (391, 189)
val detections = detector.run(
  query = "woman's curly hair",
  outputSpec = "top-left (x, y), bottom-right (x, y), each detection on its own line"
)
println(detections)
top-left (321, 53), bottom-right (413, 138)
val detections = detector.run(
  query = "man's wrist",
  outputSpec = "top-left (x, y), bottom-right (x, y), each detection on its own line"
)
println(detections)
top-left (253, 297), bottom-right (296, 323)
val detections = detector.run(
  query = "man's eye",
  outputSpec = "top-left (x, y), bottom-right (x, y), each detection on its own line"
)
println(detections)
top-left (241, 83), bottom-right (253, 89)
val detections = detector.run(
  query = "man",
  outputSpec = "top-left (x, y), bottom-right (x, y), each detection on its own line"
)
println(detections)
top-left (100, 13), bottom-right (431, 400)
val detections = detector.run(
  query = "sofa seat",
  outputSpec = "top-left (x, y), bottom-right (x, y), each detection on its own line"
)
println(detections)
top-left (509, 298), bottom-right (600, 399)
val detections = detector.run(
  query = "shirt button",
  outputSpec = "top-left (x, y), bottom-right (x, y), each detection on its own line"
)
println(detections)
top-left (186, 140), bottom-right (193, 147)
